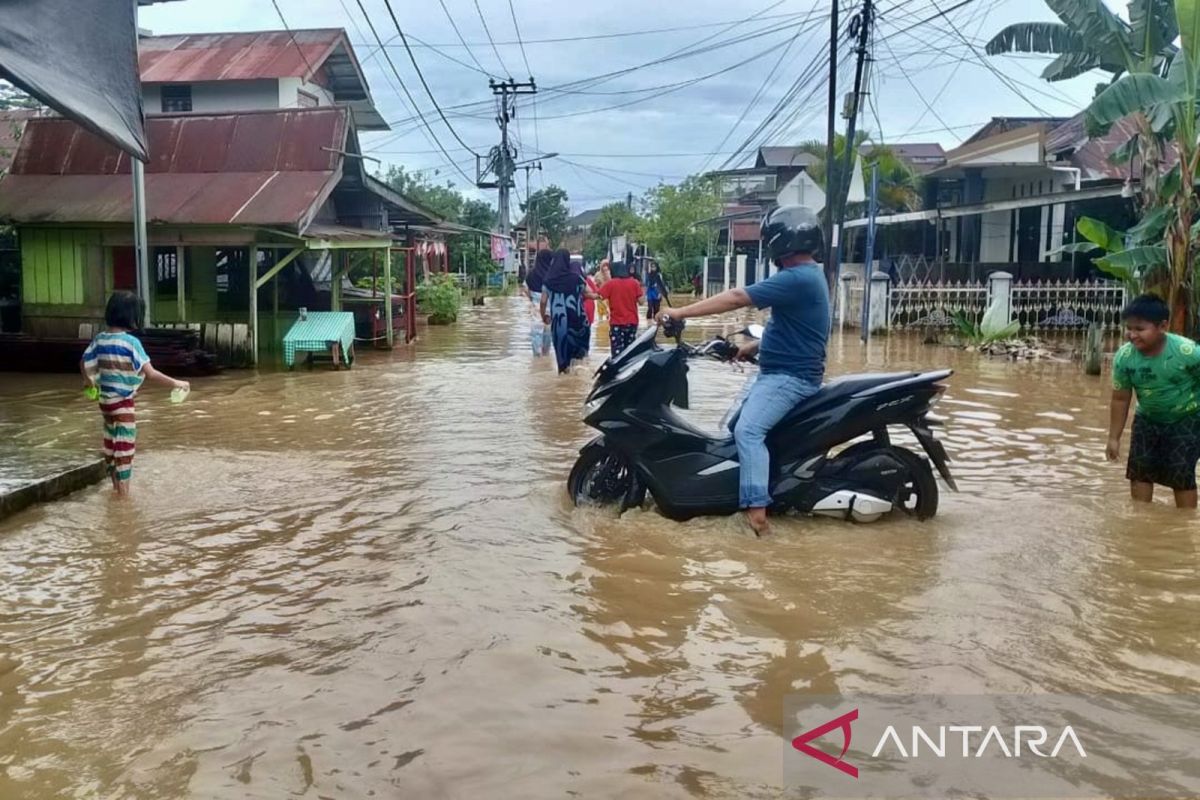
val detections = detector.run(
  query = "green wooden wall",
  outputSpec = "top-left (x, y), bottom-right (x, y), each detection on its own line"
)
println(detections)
top-left (21, 229), bottom-right (101, 306)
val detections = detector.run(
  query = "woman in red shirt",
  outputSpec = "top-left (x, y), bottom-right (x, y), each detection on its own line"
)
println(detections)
top-left (597, 260), bottom-right (643, 357)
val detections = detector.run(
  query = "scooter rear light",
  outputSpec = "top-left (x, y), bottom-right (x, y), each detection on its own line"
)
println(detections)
top-left (929, 383), bottom-right (948, 406)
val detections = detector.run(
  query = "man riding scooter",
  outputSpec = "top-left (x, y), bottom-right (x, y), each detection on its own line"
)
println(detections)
top-left (659, 205), bottom-right (829, 535)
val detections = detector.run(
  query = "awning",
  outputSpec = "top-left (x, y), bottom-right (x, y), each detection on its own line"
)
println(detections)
top-left (302, 224), bottom-right (393, 249)
top-left (0, 0), bottom-right (146, 159)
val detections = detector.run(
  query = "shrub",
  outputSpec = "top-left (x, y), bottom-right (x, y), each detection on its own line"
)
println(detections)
top-left (416, 274), bottom-right (462, 324)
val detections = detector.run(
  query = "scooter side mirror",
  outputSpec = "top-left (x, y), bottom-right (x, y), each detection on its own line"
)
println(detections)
top-left (742, 324), bottom-right (765, 340)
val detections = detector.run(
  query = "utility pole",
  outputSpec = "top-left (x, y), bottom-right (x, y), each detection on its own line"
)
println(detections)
top-left (521, 161), bottom-right (543, 267)
top-left (822, 0), bottom-right (840, 292)
top-left (828, 0), bottom-right (874, 296)
top-left (478, 78), bottom-right (537, 273)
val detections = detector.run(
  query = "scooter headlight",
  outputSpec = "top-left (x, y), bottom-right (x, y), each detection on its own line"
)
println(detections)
top-left (585, 395), bottom-right (607, 416)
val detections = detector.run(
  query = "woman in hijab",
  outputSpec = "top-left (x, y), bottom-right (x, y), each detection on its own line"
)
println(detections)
top-left (523, 249), bottom-right (553, 357)
top-left (539, 249), bottom-right (594, 373)
top-left (644, 261), bottom-right (669, 321)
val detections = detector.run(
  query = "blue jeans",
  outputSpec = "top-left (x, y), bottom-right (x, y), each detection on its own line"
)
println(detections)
top-left (733, 372), bottom-right (820, 508)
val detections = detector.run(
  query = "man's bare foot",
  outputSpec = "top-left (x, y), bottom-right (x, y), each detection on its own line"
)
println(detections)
top-left (745, 507), bottom-right (770, 536)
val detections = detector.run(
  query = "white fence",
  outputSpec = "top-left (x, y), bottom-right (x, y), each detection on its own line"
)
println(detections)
top-left (839, 271), bottom-right (1127, 334)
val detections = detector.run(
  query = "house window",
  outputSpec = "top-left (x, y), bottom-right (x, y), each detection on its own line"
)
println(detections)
top-left (297, 89), bottom-right (320, 108)
top-left (161, 85), bottom-right (193, 113)
top-left (215, 247), bottom-right (249, 312)
top-left (155, 248), bottom-right (178, 298)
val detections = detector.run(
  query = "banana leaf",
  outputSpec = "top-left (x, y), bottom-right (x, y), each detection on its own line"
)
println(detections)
top-left (1087, 73), bottom-right (1188, 127)
top-left (1177, 0), bottom-right (1200, 79)
top-left (1055, 242), bottom-right (1103, 254)
top-left (1076, 216), bottom-right (1126, 251)
top-left (1127, 206), bottom-right (1171, 242)
top-left (984, 21), bottom-right (1087, 55)
top-left (1096, 245), bottom-right (1168, 274)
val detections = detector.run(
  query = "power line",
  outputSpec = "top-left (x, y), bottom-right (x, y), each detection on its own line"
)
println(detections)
top-left (352, 0), bottom-right (473, 182)
top-left (507, 0), bottom-right (533, 77)
top-left (473, 0), bottom-right (512, 76)
top-left (350, 12), bottom-right (809, 49)
top-left (269, 0), bottom-right (322, 81)
top-left (377, 13), bottom-right (822, 128)
top-left (877, 21), bottom-right (957, 138)
top-left (435, 0), bottom-right (495, 76)
top-left (378, 0), bottom-right (481, 156)
top-left (698, 1), bottom-right (824, 174)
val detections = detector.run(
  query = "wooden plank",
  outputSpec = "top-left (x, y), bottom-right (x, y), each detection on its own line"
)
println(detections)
top-left (48, 228), bottom-right (63, 305)
top-left (217, 323), bottom-right (232, 362)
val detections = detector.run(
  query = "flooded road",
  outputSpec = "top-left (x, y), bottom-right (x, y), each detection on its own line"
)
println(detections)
top-left (0, 297), bottom-right (1197, 798)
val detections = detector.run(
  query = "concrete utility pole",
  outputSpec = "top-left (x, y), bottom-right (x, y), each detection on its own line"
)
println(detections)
top-left (823, 0), bottom-right (839, 292)
top-left (477, 78), bottom-right (537, 272)
top-left (828, 0), bottom-right (874, 294)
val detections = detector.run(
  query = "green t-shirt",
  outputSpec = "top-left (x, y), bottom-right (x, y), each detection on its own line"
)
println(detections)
top-left (1112, 333), bottom-right (1200, 422)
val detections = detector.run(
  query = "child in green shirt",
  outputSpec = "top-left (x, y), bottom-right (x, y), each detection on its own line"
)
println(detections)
top-left (1107, 294), bottom-right (1200, 508)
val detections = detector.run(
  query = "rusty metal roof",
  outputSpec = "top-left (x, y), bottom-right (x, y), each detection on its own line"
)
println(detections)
top-left (138, 29), bottom-right (387, 131)
top-left (0, 111), bottom-right (34, 175)
top-left (0, 107), bottom-right (348, 228)
top-left (140, 29), bottom-right (342, 82)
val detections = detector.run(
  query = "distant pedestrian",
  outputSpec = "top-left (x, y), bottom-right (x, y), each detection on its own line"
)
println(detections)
top-left (691, 272), bottom-right (703, 297)
top-left (524, 249), bottom-right (553, 357)
top-left (598, 260), bottom-right (642, 357)
top-left (644, 262), bottom-right (669, 320)
top-left (80, 291), bottom-right (190, 495)
top-left (1107, 294), bottom-right (1200, 508)
top-left (594, 259), bottom-right (612, 321)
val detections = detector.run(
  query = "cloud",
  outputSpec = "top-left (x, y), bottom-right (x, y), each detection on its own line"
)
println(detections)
top-left (139, 0), bottom-right (1099, 213)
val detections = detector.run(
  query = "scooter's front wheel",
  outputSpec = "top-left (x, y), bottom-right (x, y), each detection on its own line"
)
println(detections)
top-left (568, 445), bottom-right (645, 512)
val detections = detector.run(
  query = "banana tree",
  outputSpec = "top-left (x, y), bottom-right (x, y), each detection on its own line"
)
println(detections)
top-left (986, 0), bottom-right (1177, 84)
top-left (989, 0), bottom-right (1179, 210)
top-left (1082, 0), bottom-right (1200, 333)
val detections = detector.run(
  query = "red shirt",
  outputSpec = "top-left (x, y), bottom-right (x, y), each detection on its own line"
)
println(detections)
top-left (599, 277), bottom-right (642, 326)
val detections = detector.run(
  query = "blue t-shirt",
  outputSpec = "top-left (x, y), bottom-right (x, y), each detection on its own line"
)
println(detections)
top-left (744, 264), bottom-right (829, 382)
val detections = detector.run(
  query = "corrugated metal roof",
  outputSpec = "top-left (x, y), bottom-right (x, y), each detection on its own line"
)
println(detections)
top-left (756, 147), bottom-right (820, 168)
top-left (139, 29), bottom-right (343, 83)
top-left (0, 108), bottom-right (347, 228)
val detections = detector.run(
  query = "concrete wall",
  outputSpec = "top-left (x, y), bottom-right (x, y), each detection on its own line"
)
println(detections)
top-left (144, 80), bottom-right (282, 114)
top-left (277, 77), bottom-right (335, 109)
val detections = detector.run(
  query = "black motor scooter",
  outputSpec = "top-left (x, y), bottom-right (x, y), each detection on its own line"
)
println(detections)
top-left (568, 322), bottom-right (956, 523)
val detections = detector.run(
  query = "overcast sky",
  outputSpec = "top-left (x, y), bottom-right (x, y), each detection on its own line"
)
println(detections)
top-left (141, 0), bottom-right (1101, 214)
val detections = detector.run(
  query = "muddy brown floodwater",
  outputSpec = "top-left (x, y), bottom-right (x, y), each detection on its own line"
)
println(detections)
top-left (0, 298), bottom-right (1197, 799)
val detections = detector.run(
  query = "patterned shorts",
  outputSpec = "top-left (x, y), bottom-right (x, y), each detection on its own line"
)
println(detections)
top-left (1127, 414), bottom-right (1200, 490)
top-left (610, 324), bottom-right (639, 357)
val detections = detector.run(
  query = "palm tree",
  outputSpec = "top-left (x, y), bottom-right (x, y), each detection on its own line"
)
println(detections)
top-left (796, 133), bottom-right (922, 214)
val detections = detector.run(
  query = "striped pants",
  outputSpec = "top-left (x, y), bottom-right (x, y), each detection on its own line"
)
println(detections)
top-left (99, 398), bottom-right (137, 483)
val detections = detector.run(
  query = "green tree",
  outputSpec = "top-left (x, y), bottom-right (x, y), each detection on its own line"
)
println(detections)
top-left (637, 175), bottom-right (721, 285)
top-left (380, 164), bottom-right (464, 221)
top-left (455, 198), bottom-right (499, 278)
top-left (795, 132), bottom-right (921, 214)
top-left (584, 203), bottom-right (642, 263)
top-left (521, 185), bottom-right (570, 247)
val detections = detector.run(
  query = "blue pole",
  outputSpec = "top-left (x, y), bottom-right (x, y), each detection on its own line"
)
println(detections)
top-left (861, 164), bottom-right (879, 343)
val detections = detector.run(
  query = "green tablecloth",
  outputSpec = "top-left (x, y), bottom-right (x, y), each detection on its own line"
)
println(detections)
top-left (282, 312), bottom-right (356, 367)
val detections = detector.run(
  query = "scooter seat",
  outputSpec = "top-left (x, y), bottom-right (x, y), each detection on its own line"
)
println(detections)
top-left (786, 372), bottom-right (918, 418)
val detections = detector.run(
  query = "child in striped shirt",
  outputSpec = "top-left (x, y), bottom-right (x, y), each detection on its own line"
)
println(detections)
top-left (81, 291), bottom-right (190, 495)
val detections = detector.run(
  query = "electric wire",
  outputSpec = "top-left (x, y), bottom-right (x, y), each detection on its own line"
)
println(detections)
top-left (473, 0), bottom-right (512, 76)
top-left (352, 0), bottom-right (474, 182)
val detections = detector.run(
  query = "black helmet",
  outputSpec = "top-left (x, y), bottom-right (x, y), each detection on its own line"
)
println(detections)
top-left (761, 205), bottom-right (823, 263)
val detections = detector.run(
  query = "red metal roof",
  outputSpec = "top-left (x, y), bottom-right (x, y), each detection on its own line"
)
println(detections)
top-left (0, 107), bottom-right (348, 228)
top-left (139, 29), bottom-right (343, 83)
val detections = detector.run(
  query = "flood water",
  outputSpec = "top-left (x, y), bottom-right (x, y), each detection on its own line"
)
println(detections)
top-left (0, 298), bottom-right (1197, 798)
